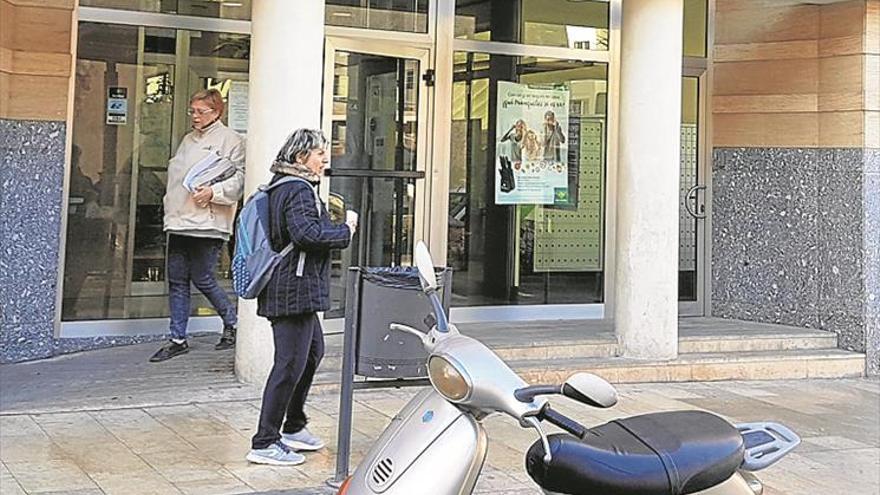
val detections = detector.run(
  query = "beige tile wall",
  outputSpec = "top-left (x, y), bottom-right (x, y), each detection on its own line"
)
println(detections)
top-left (713, 0), bottom-right (876, 148)
top-left (0, 0), bottom-right (74, 121)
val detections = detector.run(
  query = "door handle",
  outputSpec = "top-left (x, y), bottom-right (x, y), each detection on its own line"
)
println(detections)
top-left (685, 184), bottom-right (706, 219)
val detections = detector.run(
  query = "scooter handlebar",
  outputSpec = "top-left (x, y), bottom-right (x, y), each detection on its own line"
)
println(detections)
top-left (425, 289), bottom-right (449, 333)
top-left (388, 323), bottom-right (428, 344)
top-left (539, 406), bottom-right (588, 439)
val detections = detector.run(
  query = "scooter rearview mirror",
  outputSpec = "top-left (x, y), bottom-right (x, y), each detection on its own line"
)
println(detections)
top-left (414, 241), bottom-right (438, 291)
top-left (563, 373), bottom-right (618, 408)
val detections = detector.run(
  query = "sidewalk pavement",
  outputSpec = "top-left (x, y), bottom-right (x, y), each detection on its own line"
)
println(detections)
top-left (0, 338), bottom-right (878, 495)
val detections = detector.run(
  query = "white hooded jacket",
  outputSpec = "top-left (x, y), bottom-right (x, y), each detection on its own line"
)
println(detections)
top-left (163, 120), bottom-right (245, 240)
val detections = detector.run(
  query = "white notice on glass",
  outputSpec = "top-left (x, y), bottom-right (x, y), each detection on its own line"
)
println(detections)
top-left (228, 81), bottom-right (249, 133)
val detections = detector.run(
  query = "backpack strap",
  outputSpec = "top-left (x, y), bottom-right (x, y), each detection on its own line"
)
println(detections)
top-left (262, 175), bottom-right (298, 192)
top-left (265, 176), bottom-right (322, 217)
top-left (279, 243), bottom-right (296, 257)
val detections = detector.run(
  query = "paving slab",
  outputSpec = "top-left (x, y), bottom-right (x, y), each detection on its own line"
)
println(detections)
top-left (1, 378), bottom-right (877, 494)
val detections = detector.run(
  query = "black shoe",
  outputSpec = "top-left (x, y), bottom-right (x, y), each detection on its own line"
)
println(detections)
top-left (215, 326), bottom-right (236, 350)
top-left (149, 340), bottom-right (189, 362)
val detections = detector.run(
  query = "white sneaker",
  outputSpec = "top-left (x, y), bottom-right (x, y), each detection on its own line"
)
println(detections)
top-left (246, 441), bottom-right (306, 466)
top-left (281, 428), bottom-right (325, 451)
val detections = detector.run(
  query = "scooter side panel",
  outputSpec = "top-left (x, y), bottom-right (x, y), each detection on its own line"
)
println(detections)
top-left (346, 390), bottom-right (487, 494)
top-left (378, 416), bottom-right (486, 495)
top-left (539, 473), bottom-right (757, 495)
top-left (351, 388), bottom-right (439, 470)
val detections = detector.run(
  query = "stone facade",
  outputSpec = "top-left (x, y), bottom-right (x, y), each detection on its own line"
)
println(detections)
top-left (1, 120), bottom-right (67, 362)
top-left (713, 147), bottom-right (879, 373)
top-left (864, 149), bottom-right (879, 375)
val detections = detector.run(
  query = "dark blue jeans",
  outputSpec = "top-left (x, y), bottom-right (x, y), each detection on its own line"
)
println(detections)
top-left (252, 313), bottom-right (324, 449)
top-left (167, 233), bottom-right (237, 340)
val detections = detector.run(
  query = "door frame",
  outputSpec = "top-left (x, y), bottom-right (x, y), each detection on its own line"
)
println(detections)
top-left (321, 37), bottom-right (435, 257)
top-left (59, 7), bottom-right (252, 336)
top-left (679, 65), bottom-right (710, 317)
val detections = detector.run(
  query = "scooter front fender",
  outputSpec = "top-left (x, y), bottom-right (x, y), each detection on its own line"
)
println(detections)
top-left (345, 389), bottom-right (488, 495)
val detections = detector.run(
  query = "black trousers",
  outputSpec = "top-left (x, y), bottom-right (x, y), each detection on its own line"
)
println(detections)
top-left (251, 312), bottom-right (324, 449)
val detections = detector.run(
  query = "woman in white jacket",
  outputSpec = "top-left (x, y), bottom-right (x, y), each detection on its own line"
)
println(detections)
top-left (150, 89), bottom-right (245, 362)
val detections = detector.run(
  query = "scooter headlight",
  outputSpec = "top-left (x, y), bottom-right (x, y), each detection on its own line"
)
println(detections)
top-left (428, 355), bottom-right (471, 401)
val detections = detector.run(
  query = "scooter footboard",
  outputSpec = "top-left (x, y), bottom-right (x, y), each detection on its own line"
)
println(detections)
top-left (736, 422), bottom-right (800, 471)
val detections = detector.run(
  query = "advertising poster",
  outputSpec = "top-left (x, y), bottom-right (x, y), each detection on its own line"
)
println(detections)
top-left (494, 81), bottom-right (570, 205)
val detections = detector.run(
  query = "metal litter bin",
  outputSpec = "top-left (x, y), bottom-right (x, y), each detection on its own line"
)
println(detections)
top-left (347, 266), bottom-right (452, 379)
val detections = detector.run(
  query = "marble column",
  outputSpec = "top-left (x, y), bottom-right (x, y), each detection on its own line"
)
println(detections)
top-left (235, 0), bottom-right (326, 385)
top-left (614, 0), bottom-right (684, 359)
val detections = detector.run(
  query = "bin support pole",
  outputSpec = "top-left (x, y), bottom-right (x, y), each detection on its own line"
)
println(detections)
top-left (331, 335), bottom-right (355, 485)
top-left (329, 273), bottom-right (361, 487)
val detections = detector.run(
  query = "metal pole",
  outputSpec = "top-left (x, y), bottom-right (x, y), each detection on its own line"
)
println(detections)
top-left (330, 269), bottom-right (361, 487)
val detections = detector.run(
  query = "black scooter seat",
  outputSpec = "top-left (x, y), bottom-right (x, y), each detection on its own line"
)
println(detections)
top-left (526, 411), bottom-right (745, 495)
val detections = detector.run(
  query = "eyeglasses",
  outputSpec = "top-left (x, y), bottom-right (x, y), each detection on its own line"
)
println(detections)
top-left (187, 107), bottom-right (215, 116)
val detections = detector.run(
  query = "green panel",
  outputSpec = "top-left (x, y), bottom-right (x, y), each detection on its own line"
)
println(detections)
top-left (533, 119), bottom-right (604, 271)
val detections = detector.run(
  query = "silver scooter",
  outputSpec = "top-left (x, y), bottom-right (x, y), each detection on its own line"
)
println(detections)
top-left (336, 242), bottom-right (800, 495)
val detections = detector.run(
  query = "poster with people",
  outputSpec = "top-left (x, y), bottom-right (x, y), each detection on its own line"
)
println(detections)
top-left (495, 81), bottom-right (570, 205)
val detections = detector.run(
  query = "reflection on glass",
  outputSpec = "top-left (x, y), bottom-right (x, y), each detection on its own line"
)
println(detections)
top-left (331, 52), bottom-right (419, 172)
top-left (326, 51), bottom-right (421, 317)
top-left (326, 0), bottom-right (429, 33)
top-left (80, 0), bottom-right (251, 20)
top-left (684, 0), bottom-right (708, 58)
top-left (449, 52), bottom-right (608, 307)
top-left (63, 22), bottom-right (249, 321)
top-left (455, 0), bottom-right (609, 50)
top-left (190, 32), bottom-right (250, 59)
top-left (683, 0), bottom-right (709, 57)
top-left (679, 77), bottom-right (699, 301)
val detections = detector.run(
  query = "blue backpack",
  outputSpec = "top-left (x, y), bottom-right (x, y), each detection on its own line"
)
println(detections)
top-left (232, 176), bottom-right (320, 299)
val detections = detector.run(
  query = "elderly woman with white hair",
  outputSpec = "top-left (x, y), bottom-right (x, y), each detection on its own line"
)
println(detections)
top-left (247, 128), bottom-right (357, 466)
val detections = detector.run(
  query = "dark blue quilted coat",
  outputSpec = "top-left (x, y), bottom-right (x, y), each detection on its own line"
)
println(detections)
top-left (257, 174), bottom-right (351, 317)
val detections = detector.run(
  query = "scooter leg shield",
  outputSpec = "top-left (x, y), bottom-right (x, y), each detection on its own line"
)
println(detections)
top-left (345, 389), bottom-right (488, 495)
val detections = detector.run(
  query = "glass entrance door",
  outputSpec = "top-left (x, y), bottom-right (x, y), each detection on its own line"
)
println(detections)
top-left (64, 23), bottom-right (249, 322)
top-left (679, 73), bottom-right (707, 315)
top-left (322, 40), bottom-right (431, 317)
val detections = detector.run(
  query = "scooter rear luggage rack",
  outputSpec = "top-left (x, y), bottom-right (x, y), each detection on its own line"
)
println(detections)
top-left (736, 422), bottom-right (801, 471)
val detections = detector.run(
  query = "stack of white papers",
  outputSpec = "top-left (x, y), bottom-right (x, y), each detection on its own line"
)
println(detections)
top-left (183, 152), bottom-right (235, 193)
